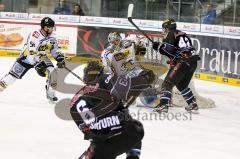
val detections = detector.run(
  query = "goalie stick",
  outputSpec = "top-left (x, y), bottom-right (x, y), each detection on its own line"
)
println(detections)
top-left (127, 3), bottom-right (154, 43)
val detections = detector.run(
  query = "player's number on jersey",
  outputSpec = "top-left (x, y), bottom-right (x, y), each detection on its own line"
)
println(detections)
top-left (179, 37), bottom-right (191, 48)
top-left (76, 100), bottom-right (95, 124)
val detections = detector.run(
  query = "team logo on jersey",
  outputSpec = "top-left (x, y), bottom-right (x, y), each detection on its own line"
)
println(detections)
top-left (10, 62), bottom-right (26, 79)
top-left (32, 31), bottom-right (40, 38)
top-left (13, 63), bottom-right (24, 74)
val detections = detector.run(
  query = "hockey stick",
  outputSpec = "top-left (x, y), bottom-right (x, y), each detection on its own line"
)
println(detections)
top-left (64, 66), bottom-right (84, 82)
top-left (127, 3), bottom-right (154, 43)
top-left (78, 150), bottom-right (87, 159)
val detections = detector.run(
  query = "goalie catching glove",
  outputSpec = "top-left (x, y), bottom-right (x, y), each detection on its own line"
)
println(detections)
top-left (55, 54), bottom-right (65, 68)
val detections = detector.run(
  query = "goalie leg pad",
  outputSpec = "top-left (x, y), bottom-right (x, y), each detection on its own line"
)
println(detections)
top-left (111, 75), bottom-right (131, 101)
top-left (130, 69), bottom-right (155, 91)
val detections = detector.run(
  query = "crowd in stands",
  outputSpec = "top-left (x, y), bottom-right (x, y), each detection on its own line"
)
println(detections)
top-left (0, 0), bottom-right (239, 26)
top-left (53, 0), bottom-right (85, 16)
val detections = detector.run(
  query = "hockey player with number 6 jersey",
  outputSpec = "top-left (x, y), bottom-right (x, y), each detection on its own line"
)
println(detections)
top-left (0, 17), bottom-right (65, 101)
top-left (70, 61), bottom-right (144, 159)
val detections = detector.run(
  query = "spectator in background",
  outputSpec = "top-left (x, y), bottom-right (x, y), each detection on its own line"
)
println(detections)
top-left (72, 3), bottom-right (85, 16)
top-left (202, 3), bottom-right (216, 24)
top-left (0, 3), bottom-right (5, 12)
top-left (53, 0), bottom-right (71, 15)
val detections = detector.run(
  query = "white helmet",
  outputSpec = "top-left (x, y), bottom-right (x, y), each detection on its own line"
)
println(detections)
top-left (108, 32), bottom-right (122, 43)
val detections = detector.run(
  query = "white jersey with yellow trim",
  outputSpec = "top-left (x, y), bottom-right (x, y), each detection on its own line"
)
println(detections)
top-left (101, 39), bottom-right (141, 77)
top-left (18, 29), bottom-right (61, 65)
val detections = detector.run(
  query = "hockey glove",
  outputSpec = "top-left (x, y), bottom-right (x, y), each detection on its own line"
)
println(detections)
top-left (152, 42), bottom-right (160, 51)
top-left (56, 54), bottom-right (65, 68)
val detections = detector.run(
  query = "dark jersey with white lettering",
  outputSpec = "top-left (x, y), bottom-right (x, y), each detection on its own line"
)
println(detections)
top-left (70, 74), bottom-right (132, 141)
top-left (159, 30), bottom-right (195, 61)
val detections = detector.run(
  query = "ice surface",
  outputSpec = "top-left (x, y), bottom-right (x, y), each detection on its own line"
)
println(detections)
top-left (0, 57), bottom-right (240, 159)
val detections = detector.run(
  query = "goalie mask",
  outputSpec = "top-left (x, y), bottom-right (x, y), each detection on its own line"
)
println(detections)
top-left (83, 61), bottom-right (103, 85)
top-left (108, 32), bottom-right (122, 44)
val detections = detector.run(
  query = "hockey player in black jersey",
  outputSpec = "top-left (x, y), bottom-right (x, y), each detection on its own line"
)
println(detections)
top-left (152, 18), bottom-right (200, 113)
top-left (70, 61), bottom-right (147, 159)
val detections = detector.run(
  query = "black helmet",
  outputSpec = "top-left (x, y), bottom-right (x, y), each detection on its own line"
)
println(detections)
top-left (162, 18), bottom-right (176, 30)
top-left (83, 61), bottom-right (103, 84)
top-left (41, 17), bottom-right (55, 29)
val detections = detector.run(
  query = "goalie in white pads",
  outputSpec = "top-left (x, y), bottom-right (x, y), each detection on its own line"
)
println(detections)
top-left (0, 17), bottom-right (65, 101)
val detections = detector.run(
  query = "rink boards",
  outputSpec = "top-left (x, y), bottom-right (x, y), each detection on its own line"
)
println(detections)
top-left (0, 16), bottom-right (240, 86)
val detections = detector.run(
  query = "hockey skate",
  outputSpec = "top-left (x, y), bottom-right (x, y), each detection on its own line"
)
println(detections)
top-left (185, 102), bottom-right (199, 114)
top-left (0, 81), bottom-right (7, 92)
top-left (46, 85), bottom-right (58, 102)
top-left (46, 93), bottom-right (58, 102)
top-left (154, 104), bottom-right (169, 113)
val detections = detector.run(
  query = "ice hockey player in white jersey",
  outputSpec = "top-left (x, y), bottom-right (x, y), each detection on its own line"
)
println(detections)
top-left (0, 17), bottom-right (65, 101)
top-left (101, 32), bottom-right (143, 78)
top-left (101, 32), bottom-right (155, 105)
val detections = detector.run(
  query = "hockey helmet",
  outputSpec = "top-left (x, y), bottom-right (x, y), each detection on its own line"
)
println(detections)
top-left (41, 17), bottom-right (55, 29)
top-left (83, 61), bottom-right (103, 84)
top-left (108, 32), bottom-right (122, 43)
top-left (162, 18), bottom-right (176, 30)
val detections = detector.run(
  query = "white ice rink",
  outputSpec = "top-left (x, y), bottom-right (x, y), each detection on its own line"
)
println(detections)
top-left (0, 57), bottom-right (240, 159)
